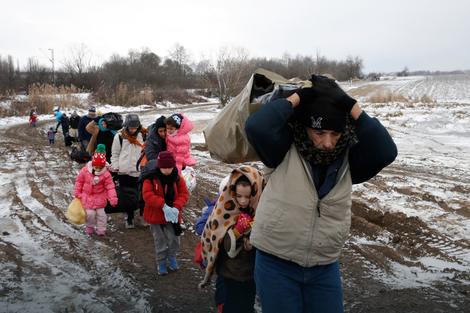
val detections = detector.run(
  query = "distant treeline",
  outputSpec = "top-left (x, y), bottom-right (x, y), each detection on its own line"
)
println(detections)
top-left (1, 45), bottom-right (364, 106)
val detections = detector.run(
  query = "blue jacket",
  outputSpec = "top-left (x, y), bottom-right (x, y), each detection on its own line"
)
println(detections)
top-left (245, 99), bottom-right (397, 193)
top-left (54, 111), bottom-right (63, 122)
top-left (195, 197), bottom-right (217, 236)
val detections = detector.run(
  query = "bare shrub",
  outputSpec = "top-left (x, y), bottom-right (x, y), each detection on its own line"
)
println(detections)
top-left (368, 90), bottom-right (409, 103)
top-left (28, 84), bottom-right (82, 113)
top-left (94, 83), bottom-right (154, 107)
top-left (153, 88), bottom-right (202, 104)
top-left (368, 90), bottom-right (435, 104)
top-left (94, 84), bottom-right (203, 106)
top-left (419, 94), bottom-right (435, 103)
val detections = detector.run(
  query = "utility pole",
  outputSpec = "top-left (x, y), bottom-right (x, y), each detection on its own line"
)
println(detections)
top-left (48, 48), bottom-right (55, 85)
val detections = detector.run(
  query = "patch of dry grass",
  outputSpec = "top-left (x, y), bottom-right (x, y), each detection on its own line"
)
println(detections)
top-left (0, 84), bottom-right (86, 117)
top-left (93, 84), bottom-right (203, 106)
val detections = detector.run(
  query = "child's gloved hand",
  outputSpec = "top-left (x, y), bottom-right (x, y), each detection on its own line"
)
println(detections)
top-left (163, 204), bottom-right (179, 223)
top-left (233, 212), bottom-right (253, 237)
top-left (110, 199), bottom-right (118, 207)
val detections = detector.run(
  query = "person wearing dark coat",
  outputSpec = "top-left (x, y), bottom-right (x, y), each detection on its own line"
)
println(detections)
top-left (145, 115), bottom-right (167, 161)
top-left (78, 106), bottom-right (98, 150)
top-left (245, 75), bottom-right (397, 313)
top-left (61, 113), bottom-right (70, 136)
top-left (86, 117), bottom-right (117, 163)
top-left (69, 111), bottom-right (80, 141)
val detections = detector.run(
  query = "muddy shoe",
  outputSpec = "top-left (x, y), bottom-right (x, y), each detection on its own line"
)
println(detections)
top-left (158, 261), bottom-right (168, 276)
top-left (96, 231), bottom-right (106, 236)
top-left (125, 220), bottom-right (135, 229)
top-left (85, 226), bottom-right (94, 235)
top-left (168, 256), bottom-right (179, 271)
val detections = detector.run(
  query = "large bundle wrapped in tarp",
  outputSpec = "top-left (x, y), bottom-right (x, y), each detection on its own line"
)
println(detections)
top-left (203, 68), bottom-right (311, 163)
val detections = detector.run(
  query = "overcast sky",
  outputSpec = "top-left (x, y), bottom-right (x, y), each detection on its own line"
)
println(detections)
top-left (1, 0), bottom-right (469, 73)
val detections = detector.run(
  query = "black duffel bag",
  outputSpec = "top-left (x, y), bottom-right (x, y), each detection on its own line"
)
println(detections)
top-left (70, 147), bottom-right (91, 164)
top-left (105, 183), bottom-right (138, 214)
top-left (102, 112), bottom-right (123, 131)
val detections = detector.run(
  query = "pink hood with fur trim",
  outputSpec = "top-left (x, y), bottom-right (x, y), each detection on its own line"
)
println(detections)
top-left (166, 113), bottom-right (196, 172)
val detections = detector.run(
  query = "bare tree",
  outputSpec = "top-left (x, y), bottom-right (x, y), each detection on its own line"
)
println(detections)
top-left (214, 46), bottom-right (251, 106)
top-left (169, 43), bottom-right (190, 79)
top-left (62, 43), bottom-right (93, 84)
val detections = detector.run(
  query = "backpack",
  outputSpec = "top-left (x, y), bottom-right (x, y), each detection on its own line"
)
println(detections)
top-left (102, 112), bottom-right (123, 131)
top-left (70, 147), bottom-right (91, 163)
top-left (135, 143), bottom-right (148, 171)
top-left (64, 135), bottom-right (73, 147)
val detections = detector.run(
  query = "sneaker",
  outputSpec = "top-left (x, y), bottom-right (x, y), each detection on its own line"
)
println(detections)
top-left (168, 256), bottom-right (179, 271)
top-left (85, 226), bottom-right (94, 235)
top-left (125, 220), bottom-right (135, 229)
top-left (96, 231), bottom-right (106, 236)
top-left (158, 261), bottom-right (168, 276)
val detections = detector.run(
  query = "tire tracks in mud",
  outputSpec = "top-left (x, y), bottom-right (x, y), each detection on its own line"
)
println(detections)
top-left (0, 122), bottom-right (152, 312)
top-left (344, 159), bottom-right (470, 310)
top-left (2, 112), bottom-right (469, 312)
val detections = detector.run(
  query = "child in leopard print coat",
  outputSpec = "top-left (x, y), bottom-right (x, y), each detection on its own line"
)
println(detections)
top-left (199, 165), bottom-right (266, 313)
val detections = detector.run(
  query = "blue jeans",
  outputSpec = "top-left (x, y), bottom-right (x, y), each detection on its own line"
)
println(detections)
top-left (255, 250), bottom-right (343, 313)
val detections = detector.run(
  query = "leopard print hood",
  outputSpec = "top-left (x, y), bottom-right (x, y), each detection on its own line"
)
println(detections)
top-left (199, 165), bottom-right (266, 288)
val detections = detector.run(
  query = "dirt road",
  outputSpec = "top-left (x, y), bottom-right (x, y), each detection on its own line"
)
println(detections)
top-left (0, 106), bottom-right (468, 312)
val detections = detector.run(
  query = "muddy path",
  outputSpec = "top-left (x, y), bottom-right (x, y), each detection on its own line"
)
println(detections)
top-left (0, 109), bottom-right (469, 312)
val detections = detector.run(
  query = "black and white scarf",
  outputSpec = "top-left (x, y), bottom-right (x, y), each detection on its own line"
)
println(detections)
top-left (290, 117), bottom-right (358, 165)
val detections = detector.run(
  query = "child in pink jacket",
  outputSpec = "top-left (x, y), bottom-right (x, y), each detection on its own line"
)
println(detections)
top-left (164, 113), bottom-right (196, 173)
top-left (74, 144), bottom-right (118, 236)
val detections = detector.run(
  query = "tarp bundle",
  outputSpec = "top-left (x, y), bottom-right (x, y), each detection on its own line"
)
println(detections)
top-left (203, 68), bottom-right (311, 163)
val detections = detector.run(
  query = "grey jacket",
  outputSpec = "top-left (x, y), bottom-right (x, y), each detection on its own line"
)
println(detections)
top-left (250, 145), bottom-right (352, 267)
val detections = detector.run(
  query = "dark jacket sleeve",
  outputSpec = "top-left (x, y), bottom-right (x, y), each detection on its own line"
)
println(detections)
top-left (245, 98), bottom-right (294, 168)
top-left (349, 112), bottom-right (398, 184)
top-left (78, 117), bottom-right (88, 140)
top-left (145, 132), bottom-right (162, 161)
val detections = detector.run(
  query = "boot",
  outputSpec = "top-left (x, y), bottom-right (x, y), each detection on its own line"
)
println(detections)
top-left (85, 226), bottom-right (94, 235)
top-left (168, 256), bottom-right (179, 271)
top-left (158, 260), bottom-right (168, 276)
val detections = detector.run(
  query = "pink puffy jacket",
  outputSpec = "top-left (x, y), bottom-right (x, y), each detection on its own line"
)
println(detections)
top-left (73, 162), bottom-right (118, 209)
top-left (166, 113), bottom-right (196, 173)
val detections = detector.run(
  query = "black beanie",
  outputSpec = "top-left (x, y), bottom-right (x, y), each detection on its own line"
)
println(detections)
top-left (294, 96), bottom-right (348, 132)
top-left (155, 115), bottom-right (166, 129)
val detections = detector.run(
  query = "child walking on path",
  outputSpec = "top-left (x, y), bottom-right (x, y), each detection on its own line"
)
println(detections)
top-left (47, 127), bottom-right (56, 144)
top-left (199, 166), bottom-right (266, 313)
top-left (164, 113), bottom-right (196, 173)
top-left (194, 174), bottom-right (230, 313)
top-left (74, 144), bottom-right (118, 236)
top-left (142, 151), bottom-right (189, 275)
top-left (29, 111), bottom-right (38, 127)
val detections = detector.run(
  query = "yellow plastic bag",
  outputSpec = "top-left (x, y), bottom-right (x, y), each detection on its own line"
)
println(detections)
top-left (66, 198), bottom-right (86, 225)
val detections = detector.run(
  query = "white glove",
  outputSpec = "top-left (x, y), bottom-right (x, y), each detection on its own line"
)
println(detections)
top-left (162, 204), bottom-right (179, 223)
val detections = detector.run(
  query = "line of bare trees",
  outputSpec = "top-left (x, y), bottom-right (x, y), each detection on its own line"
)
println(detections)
top-left (0, 44), bottom-right (365, 106)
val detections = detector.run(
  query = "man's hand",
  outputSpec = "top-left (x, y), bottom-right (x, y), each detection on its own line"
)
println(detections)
top-left (309, 74), bottom-right (357, 113)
